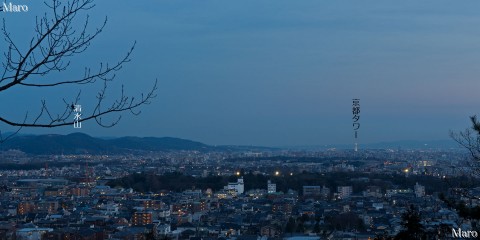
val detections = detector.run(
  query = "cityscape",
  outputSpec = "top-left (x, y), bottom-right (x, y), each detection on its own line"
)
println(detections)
top-left (0, 133), bottom-right (476, 239)
top-left (2, 0), bottom-right (480, 239)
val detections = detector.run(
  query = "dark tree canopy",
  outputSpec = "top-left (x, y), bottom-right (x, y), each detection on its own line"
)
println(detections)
top-left (0, 0), bottom-right (157, 141)
top-left (395, 205), bottom-right (425, 240)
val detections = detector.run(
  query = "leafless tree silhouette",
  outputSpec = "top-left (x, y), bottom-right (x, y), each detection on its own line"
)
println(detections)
top-left (447, 116), bottom-right (480, 201)
top-left (451, 116), bottom-right (480, 162)
top-left (0, 0), bottom-right (157, 141)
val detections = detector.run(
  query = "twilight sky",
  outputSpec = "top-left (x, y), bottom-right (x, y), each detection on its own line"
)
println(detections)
top-left (1, 0), bottom-right (480, 146)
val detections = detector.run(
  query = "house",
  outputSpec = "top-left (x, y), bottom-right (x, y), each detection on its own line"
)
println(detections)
top-left (260, 225), bottom-right (281, 238)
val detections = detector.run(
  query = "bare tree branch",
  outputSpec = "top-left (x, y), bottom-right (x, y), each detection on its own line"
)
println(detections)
top-left (450, 115), bottom-right (480, 162)
top-left (0, 79), bottom-right (157, 128)
top-left (447, 115), bottom-right (480, 200)
top-left (0, 0), bottom-right (157, 138)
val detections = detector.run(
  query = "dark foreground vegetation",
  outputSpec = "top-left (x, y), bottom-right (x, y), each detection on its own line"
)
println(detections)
top-left (106, 171), bottom-right (479, 195)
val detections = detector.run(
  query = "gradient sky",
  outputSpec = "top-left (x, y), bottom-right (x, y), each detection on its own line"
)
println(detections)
top-left (1, 0), bottom-right (480, 146)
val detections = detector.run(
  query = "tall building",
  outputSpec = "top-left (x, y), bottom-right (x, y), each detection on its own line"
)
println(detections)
top-left (71, 186), bottom-right (89, 196)
top-left (414, 182), bottom-right (425, 198)
top-left (17, 202), bottom-right (36, 215)
top-left (267, 180), bottom-right (276, 194)
top-left (227, 177), bottom-right (244, 195)
top-left (37, 201), bottom-right (59, 214)
top-left (303, 186), bottom-right (321, 196)
top-left (321, 185), bottom-right (330, 199)
top-left (193, 200), bottom-right (207, 212)
top-left (337, 186), bottom-right (353, 199)
top-left (132, 211), bottom-right (153, 226)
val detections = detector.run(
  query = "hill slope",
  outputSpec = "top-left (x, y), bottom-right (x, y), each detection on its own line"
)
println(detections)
top-left (0, 133), bottom-right (211, 154)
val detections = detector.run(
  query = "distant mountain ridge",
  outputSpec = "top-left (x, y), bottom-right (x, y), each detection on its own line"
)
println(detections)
top-left (0, 132), bottom-right (461, 155)
top-left (361, 139), bottom-right (460, 149)
top-left (0, 133), bottom-right (212, 154)
top-left (286, 139), bottom-right (461, 151)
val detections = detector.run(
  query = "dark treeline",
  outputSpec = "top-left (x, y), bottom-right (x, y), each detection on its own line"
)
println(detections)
top-left (439, 193), bottom-right (480, 219)
top-left (106, 172), bottom-right (228, 192)
top-left (106, 171), bottom-right (479, 194)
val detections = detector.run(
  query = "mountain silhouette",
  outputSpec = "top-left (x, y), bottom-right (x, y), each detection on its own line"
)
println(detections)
top-left (0, 133), bottom-right (211, 154)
